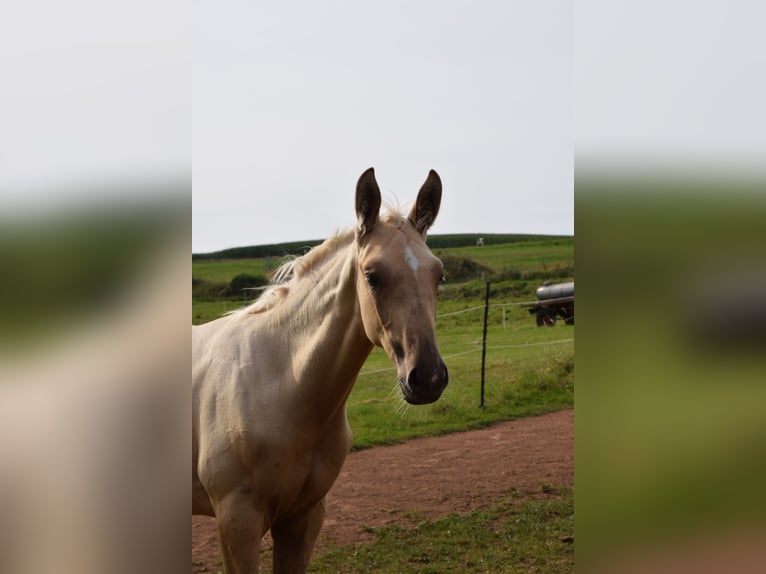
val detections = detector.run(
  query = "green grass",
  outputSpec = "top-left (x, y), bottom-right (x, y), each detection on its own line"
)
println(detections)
top-left (346, 318), bottom-right (573, 450)
top-left (256, 487), bottom-right (574, 573)
top-left (192, 258), bottom-right (281, 283)
top-left (433, 238), bottom-right (574, 276)
top-left (574, 185), bottom-right (766, 568)
top-left (192, 298), bottom-right (252, 324)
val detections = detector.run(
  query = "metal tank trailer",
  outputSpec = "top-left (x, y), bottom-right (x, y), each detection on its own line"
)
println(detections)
top-left (525, 281), bottom-right (574, 326)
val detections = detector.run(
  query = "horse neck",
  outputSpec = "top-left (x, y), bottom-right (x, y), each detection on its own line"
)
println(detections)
top-left (278, 243), bottom-right (373, 421)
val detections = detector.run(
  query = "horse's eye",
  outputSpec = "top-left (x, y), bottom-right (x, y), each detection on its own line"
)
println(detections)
top-left (364, 271), bottom-right (380, 289)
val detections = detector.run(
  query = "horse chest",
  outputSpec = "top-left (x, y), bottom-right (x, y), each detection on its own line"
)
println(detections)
top-left (254, 426), bottom-right (350, 520)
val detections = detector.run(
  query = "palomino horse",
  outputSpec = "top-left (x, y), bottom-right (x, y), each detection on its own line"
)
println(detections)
top-left (192, 168), bottom-right (448, 573)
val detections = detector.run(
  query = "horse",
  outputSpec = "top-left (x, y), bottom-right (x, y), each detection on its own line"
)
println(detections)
top-left (192, 167), bottom-right (449, 573)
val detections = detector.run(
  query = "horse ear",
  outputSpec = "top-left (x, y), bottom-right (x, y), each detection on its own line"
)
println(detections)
top-left (355, 167), bottom-right (381, 240)
top-left (409, 169), bottom-right (442, 236)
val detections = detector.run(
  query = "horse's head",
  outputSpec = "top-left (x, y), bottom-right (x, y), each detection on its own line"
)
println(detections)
top-left (354, 168), bottom-right (448, 405)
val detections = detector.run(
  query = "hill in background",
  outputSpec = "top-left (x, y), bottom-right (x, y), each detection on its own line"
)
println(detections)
top-left (192, 233), bottom-right (574, 324)
top-left (192, 233), bottom-right (568, 260)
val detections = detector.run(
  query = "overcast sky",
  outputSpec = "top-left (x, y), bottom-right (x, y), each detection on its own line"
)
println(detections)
top-left (576, 0), bottom-right (765, 168)
top-left (192, 1), bottom-right (573, 253)
top-left (4, 2), bottom-right (758, 254)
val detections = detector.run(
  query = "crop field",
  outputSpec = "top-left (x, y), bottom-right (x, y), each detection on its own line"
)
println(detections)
top-left (192, 234), bottom-right (574, 572)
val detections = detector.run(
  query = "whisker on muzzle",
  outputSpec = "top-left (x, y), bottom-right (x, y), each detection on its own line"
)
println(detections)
top-left (389, 377), bottom-right (411, 418)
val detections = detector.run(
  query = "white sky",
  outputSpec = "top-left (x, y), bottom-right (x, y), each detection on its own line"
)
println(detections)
top-left (2, 1), bottom-right (760, 252)
top-left (0, 1), bottom-right (188, 213)
top-left (192, 1), bottom-right (573, 253)
top-left (576, 0), bottom-right (766, 169)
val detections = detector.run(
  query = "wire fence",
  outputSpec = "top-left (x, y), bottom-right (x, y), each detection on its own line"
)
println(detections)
top-left (356, 282), bottom-right (574, 409)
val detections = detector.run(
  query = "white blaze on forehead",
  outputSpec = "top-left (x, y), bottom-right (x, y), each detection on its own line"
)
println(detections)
top-left (404, 246), bottom-right (419, 273)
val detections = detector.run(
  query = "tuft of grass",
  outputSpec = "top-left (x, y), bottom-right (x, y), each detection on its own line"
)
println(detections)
top-left (309, 488), bottom-right (574, 573)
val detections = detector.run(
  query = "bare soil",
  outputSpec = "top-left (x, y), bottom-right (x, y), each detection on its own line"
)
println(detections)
top-left (192, 409), bottom-right (574, 572)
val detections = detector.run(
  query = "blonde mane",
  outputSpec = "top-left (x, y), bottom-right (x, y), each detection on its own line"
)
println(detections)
top-left (226, 206), bottom-right (410, 322)
top-left (229, 229), bottom-right (356, 319)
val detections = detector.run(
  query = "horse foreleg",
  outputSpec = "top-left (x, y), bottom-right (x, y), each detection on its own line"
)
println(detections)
top-left (214, 492), bottom-right (264, 574)
top-left (271, 499), bottom-right (326, 574)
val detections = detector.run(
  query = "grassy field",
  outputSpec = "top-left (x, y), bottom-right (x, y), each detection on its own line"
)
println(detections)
top-left (345, 301), bottom-right (573, 450)
top-left (192, 235), bottom-right (574, 324)
top-left (191, 257), bottom-right (282, 283)
top-left (192, 235), bottom-right (574, 572)
top-left (433, 238), bottom-right (574, 275)
top-left (253, 487), bottom-right (574, 573)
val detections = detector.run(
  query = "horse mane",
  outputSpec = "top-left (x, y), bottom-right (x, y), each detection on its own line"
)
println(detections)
top-left (226, 206), bottom-right (409, 321)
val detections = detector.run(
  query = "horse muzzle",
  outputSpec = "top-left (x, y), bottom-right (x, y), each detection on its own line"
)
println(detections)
top-left (398, 358), bottom-right (449, 405)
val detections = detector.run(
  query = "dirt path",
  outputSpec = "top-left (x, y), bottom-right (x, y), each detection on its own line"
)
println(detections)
top-left (192, 409), bottom-right (573, 572)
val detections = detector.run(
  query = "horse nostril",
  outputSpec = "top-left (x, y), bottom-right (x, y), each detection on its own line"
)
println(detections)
top-left (402, 363), bottom-right (448, 404)
top-left (407, 367), bottom-right (418, 386)
top-left (407, 365), bottom-right (448, 389)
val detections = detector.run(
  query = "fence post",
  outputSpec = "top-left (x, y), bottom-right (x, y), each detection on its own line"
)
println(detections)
top-left (480, 280), bottom-right (490, 409)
